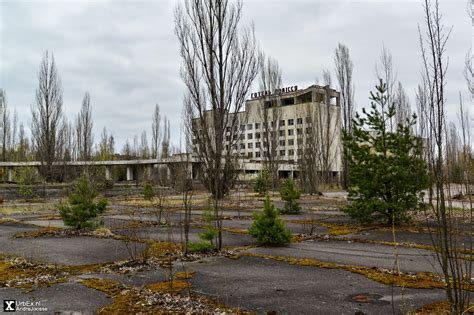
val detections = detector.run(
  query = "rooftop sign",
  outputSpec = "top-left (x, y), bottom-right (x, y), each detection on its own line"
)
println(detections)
top-left (251, 85), bottom-right (298, 99)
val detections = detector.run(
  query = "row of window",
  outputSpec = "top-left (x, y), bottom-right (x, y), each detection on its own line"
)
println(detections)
top-left (226, 128), bottom-right (311, 142)
top-left (237, 118), bottom-right (309, 131)
top-left (226, 138), bottom-right (305, 151)
top-left (239, 149), bottom-right (301, 158)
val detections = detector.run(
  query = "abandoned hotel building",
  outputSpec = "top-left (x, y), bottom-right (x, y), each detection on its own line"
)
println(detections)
top-left (191, 84), bottom-right (342, 182)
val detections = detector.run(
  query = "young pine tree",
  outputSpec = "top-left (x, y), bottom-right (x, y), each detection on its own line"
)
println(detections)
top-left (342, 80), bottom-right (428, 224)
top-left (59, 173), bottom-right (107, 229)
top-left (279, 179), bottom-right (301, 214)
top-left (249, 196), bottom-right (291, 245)
top-left (254, 169), bottom-right (271, 196)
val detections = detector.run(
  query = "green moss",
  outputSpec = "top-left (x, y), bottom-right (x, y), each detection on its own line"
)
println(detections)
top-left (80, 278), bottom-right (123, 297)
top-left (13, 226), bottom-right (63, 238)
top-left (145, 280), bottom-right (191, 294)
top-left (238, 252), bottom-right (447, 290)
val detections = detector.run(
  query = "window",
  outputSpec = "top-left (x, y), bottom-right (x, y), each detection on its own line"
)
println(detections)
top-left (306, 127), bottom-right (312, 134)
top-left (240, 152), bottom-right (245, 157)
top-left (297, 118), bottom-right (303, 125)
top-left (288, 119), bottom-right (294, 126)
top-left (288, 139), bottom-right (294, 146)
top-left (297, 138), bottom-right (303, 145)
top-left (247, 133), bottom-right (253, 140)
top-left (306, 117), bottom-right (311, 123)
top-left (247, 124), bottom-right (253, 130)
top-left (297, 149), bottom-right (302, 155)
top-left (288, 129), bottom-right (294, 136)
top-left (297, 128), bottom-right (303, 135)
top-left (240, 143), bottom-right (245, 149)
top-left (256, 142), bottom-right (261, 148)
top-left (279, 130), bottom-right (285, 137)
top-left (226, 126), bottom-right (231, 133)
top-left (279, 120), bottom-right (285, 127)
top-left (289, 149), bottom-right (294, 156)
top-left (256, 132), bottom-right (261, 139)
top-left (256, 152), bottom-right (261, 158)
top-left (248, 152), bottom-right (253, 158)
top-left (248, 143), bottom-right (253, 149)
top-left (240, 124), bottom-right (245, 131)
top-left (279, 140), bottom-right (285, 146)
top-left (280, 150), bottom-right (285, 156)
top-left (255, 123), bottom-right (260, 129)
top-left (240, 134), bottom-right (244, 140)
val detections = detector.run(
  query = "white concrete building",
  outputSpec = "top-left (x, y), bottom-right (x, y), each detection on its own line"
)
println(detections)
top-left (193, 84), bottom-right (342, 181)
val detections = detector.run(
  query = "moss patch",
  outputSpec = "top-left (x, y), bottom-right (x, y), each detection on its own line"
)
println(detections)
top-left (174, 271), bottom-right (195, 280)
top-left (146, 280), bottom-right (191, 294)
top-left (145, 241), bottom-right (182, 259)
top-left (238, 252), bottom-right (446, 289)
top-left (414, 300), bottom-right (474, 314)
top-left (80, 278), bottom-right (124, 297)
top-left (0, 260), bottom-right (68, 291)
top-left (13, 226), bottom-right (63, 238)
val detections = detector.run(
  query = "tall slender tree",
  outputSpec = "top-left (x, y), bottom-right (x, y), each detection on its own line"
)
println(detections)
top-left (76, 92), bottom-right (94, 160)
top-left (151, 104), bottom-right (161, 159)
top-left (31, 51), bottom-right (66, 181)
top-left (257, 55), bottom-right (282, 189)
top-left (334, 43), bottom-right (354, 188)
top-left (175, 0), bottom-right (260, 249)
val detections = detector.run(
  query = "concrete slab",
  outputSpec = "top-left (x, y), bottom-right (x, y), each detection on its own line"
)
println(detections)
top-left (23, 220), bottom-right (66, 228)
top-left (0, 282), bottom-right (110, 314)
top-left (185, 256), bottom-right (445, 314)
top-left (246, 239), bottom-right (441, 274)
top-left (0, 231), bottom-right (145, 265)
top-left (344, 229), bottom-right (474, 250)
top-left (113, 226), bottom-right (255, 247)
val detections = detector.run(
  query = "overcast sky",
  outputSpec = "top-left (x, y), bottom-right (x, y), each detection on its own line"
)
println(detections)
top-left (0, 0), bottom-right (471, 150)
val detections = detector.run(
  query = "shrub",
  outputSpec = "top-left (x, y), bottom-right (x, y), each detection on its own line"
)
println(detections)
top-left (197, 210), bottom-right (218, 248)
top-left (342, 80), bottom-right (428, 224)
top-left (143, 183), bottom-right (154, 201)
top-left (188, 242), bottom-right (215, 253)
top-left (249, 196), bottom-right (291, 246)
top-left (279, 179), bottom-right (301, 214)
top-left (254, 169), bottom-right (271, 196)
top-left (59, 173), bottom-right (107, 229)
top-left (17, 167), bottom-right (40, 201)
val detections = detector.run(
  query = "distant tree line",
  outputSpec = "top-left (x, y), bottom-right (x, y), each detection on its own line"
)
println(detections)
top-left (0, 52), bottom-right (173, 182)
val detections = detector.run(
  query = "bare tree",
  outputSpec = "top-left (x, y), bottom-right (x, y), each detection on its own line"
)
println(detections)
top-left (0, 89), bottom-right (11, 162)
top-left (375, 46), bottom-right (397, 111)
top-left (17, 122), bottom-right (30, 161)
top-left (97, 127), bottom-right (115, 160)
top-left (76, 92), bottom-right (94, 161)
top-left (393, 82), bottom-right (412, 128)
top-left (299, 77), bottom-right (340, 193)
top-left (418, 1), bottom-right (473, 312)
top-left (334, 43), bottom-right (354, 188)
top-left (175, 0), bottom-right (260, 249)
top-left (257, 54), bottom-right (282, 189)
top-left (161, 116), bottom-right (170, 159)
top-left (121, 139), bottom-right (133, 160)
top-left (31, 51), bottom-right (66, 181)
top-left (464, 48), bottom-right (473, 98)
top-left (151, 104), bottom-right (161, 159)
top-left (139, 130), bottom-right (150, 159)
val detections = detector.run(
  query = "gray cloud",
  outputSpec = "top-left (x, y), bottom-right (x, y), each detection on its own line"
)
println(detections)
top-left (0, 0), bottom-right (471, 150)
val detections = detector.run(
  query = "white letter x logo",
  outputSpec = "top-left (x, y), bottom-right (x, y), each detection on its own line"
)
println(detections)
top-left (4, 301), bottom-right (15, 311)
